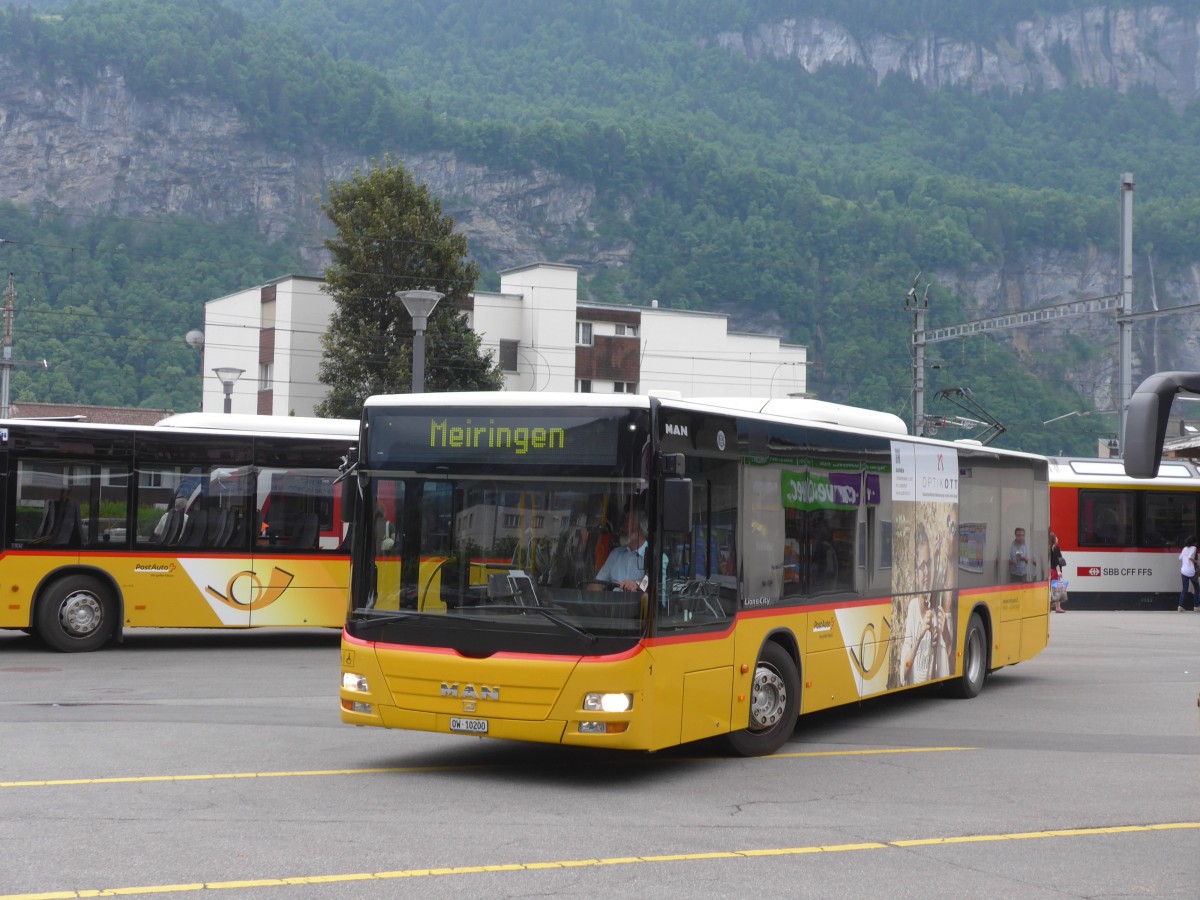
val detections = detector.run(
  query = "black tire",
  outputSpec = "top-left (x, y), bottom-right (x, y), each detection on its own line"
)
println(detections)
top-left (724, 641), bottom-right (800, 757)
top-left (948, 611), bottom-right (987, 699)
top-left (35, 575), bottom-right (116, 653)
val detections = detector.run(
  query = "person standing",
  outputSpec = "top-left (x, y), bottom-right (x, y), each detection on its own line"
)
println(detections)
top-left (1008, 527), bottom-right (1034, 583)
top-left (1178, 535), bottom-right (1198, 612)
top-left (1048, 530), bottom-right (1067, 613)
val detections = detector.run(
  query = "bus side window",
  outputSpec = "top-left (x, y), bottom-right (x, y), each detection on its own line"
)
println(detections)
top-left (688, 461), bottom-right (738, 605)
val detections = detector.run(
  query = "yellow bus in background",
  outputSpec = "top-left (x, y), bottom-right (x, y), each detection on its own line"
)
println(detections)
top-left (0, 414), bottom-right (356, 651)
top-left (340, 392), bottom-right (1049, 756)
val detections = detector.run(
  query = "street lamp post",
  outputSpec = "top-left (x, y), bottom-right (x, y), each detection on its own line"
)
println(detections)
top-left (185, 330), bottom-right (204, 363)
top-left (185, 330), bottom-right (204, 411)
top-left (213, 366), bottom-right (244, 414)
top-left (396, 290), bottom-right (443, 394)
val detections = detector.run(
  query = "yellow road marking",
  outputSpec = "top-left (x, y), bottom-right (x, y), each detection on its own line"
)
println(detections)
top-left (2, 823), bottom-right (1198, 899)
top-left (0, 746), bottom-right (974, 788)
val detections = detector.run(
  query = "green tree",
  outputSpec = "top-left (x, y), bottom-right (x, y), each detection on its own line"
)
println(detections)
top-left (314, 157), bottom-right (503, 419)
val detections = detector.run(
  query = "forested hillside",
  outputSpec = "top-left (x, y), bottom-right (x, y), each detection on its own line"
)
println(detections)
top-left (4, 0), bottom-right (1200, 454)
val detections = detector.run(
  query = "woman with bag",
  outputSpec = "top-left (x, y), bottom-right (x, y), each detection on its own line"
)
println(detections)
top-left (1049, 530), bottom-right (1068, 614)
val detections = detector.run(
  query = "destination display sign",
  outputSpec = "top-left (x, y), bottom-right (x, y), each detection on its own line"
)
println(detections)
top-left (368, 409), bottom-right (624, 469)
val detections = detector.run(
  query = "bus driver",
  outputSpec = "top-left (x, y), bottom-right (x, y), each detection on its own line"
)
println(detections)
top-left (591, 509), bottom-right (651, 593)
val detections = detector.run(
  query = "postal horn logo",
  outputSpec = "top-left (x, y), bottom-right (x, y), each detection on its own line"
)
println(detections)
top-left (205, 566), bottom-right (295, 611)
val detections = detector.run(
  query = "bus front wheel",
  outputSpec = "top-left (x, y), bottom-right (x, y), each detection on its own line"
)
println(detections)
top-left (724, 642), bottom-right (799, 757)
top-left (36, 575), bottom-right (116, 653)
top-left (948, 611), bottom-right (987, 699)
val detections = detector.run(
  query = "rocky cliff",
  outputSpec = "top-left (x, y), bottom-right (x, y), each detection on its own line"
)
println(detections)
top-left (0, 58), bottom-right (612, 272)
top-left (715, 5), bottom-right (1200, 112)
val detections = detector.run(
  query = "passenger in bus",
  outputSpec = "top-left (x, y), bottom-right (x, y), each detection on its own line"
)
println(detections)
top-left (1177, 534), bottom-right (1198, 612)
top-left (153, 494), bottom-right (188, 544)
top-left (1008, 527), bottom-right (1035, 583)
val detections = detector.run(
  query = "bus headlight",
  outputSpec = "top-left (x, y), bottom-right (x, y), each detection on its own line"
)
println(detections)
top-left (342, 672), bottom-right (369, 692)
top-left (583, 692), bottom-right (633, 713)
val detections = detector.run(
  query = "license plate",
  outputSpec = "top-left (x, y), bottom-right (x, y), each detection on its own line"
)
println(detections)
top-left (450, 717), bottom-right (488, 734)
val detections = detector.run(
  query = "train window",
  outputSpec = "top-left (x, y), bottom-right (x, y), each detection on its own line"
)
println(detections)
top-left (1078, 490), bottom-right (1136, 548)
top-left (1141, 491), bottom-right (1198, 549)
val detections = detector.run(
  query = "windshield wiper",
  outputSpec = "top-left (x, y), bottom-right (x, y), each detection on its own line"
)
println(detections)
top-left (520, 605), bottom-right (598, 645)
top-left (453, 602), bottom-right (595, 643)
top-left (349, 609), bottom-right (420, 629)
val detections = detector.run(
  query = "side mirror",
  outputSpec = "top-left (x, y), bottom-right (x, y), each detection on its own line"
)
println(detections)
top-left (661, 477), bottom-right (692, 533)
top-left (1125, 371), bottom-right (1200, 478)
top-left (340, 477), bottom-right (358, 525)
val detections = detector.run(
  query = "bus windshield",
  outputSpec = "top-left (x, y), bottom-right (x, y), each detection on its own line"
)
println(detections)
top-left (349, 405), bottom-right (656, 653)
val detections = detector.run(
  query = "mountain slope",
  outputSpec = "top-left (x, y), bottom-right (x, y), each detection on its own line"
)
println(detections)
top-left (3, 1), bottom-right (1199, 454)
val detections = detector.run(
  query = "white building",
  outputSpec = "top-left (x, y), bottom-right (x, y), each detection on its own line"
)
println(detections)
top-left (197, 263), bottom-right (807, 415)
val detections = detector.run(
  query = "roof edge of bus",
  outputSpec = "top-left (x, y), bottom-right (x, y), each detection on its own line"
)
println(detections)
top-left (156, 413), bottom-right (358, 436)
top-left (364, 392), bottom-right (652, 408)
top-left (682, 396), bottom-right (910, 436)
top-left (362, 392), bottom-right (914, 437)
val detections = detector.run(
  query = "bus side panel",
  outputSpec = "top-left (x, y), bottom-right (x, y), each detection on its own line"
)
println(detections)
top-left (238, 554), bottom-right (346, 627)
top-left (987, 583), bottom-right (1048, 667)
top-left (0, 553), bottom-right (35, 628)
top-left (799, 605), bottom-right (887, 713)
top-left (679, 666), bottom-right (735, 745)
top-left (1021, 612), bottom-right (1049, 661)
top-left (0, 553), bottom-right (224, 631)
top-left (638, 631), bottom-right (735, 749)
top-left (117, 554), bottom-right (346, 628)
top-left (117, 556), bottom-right (235, 628)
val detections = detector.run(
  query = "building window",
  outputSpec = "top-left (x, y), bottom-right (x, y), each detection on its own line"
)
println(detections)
top-left (615, 323), bottom-right (637, 337)
top-left (498, 339), bottom-right (519, 373)
top-left (576, 379), bottom-right (592, 393)
top-left (576, 321), bottom-right (593, 346)
top-left (614, 381), bottom-right (637, 394)
top-left (259, 362), bottom-right (273, 391)
top-left (503, 513), bottom-right (520, 528)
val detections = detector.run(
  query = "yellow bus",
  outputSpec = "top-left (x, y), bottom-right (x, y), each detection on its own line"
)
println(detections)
top-left (0, 414), bottom-right (357, 651)
top-left (339, 392), bottom-right (1050, 755)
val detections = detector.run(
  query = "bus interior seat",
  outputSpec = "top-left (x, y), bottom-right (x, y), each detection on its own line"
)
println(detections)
top-left (224, 508), bottom-right (246, 546)
top-left (34, 501), bottom-right (56, 541)
top-left (177, 508), bottom-right (209, 547)
top-left (205, 508), bottom-right (227, 545)
top-left (48, 499), bottom-right (85, 548)
top-left (157, 508), bottom-right (186, 545)
top-left (292, 512), bottom-right (319, 549)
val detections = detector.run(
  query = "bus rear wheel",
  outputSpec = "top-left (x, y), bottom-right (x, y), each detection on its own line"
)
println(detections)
top-left (724, 642), bottom-right (799, 757)
top-left (948, 611), bottom-right (987, 699)
top-left (36, 575), bottom-right (116, 653)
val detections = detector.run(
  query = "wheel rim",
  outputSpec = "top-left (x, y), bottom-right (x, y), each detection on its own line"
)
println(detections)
top-left (964, 626), bottom-right (983, 685)
top-left (748, 663), bottom-right (788, 732)
top-left (57, 590), bottom-right (104, 639)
